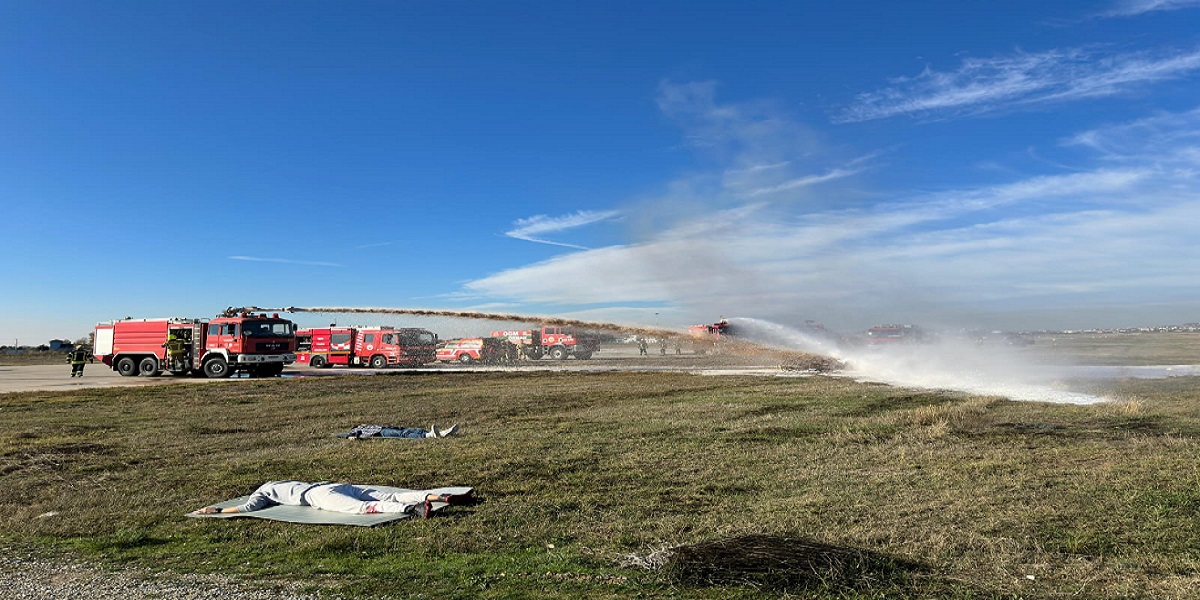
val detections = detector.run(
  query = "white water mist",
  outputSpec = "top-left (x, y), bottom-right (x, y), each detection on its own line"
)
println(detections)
top-left (729, 318), bottom-right (1106, 405)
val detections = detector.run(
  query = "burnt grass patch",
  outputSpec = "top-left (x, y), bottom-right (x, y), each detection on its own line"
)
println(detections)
top-left (837, 391), bottom-right (961, 418)
top-left (665, 534), bottom-right (926, 595)
top-left (728, 425), bottom-right (824, 442)
top-left (0, 441), bottom-right (113, 476)
top-left (984, 415), bottom-right (1187, 442)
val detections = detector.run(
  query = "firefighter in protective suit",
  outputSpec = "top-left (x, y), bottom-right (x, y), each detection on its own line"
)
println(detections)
top-left (67, 346), bottom-right (93, 377)
top-left (163, 334), bottom-right (188, 371)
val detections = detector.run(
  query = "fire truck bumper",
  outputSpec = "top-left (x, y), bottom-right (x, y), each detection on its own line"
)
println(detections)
top-left (236, 353), bottom-right (297, 364)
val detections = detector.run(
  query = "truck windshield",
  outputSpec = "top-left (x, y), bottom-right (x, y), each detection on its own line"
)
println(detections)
top-left (399, 331), bottom-right (436, 345)
top-left (242, 321), bottom-right (296, 337)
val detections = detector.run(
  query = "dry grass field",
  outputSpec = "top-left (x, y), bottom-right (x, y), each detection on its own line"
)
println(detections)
top-left (2, 363), bottom-right (1200, 598)
top-left (0, 350), bottom-right (74, 366)
top-left (1021, 332), bottom-right (1200, 366)
top-left (2, 333), bottom-right (1199, 598)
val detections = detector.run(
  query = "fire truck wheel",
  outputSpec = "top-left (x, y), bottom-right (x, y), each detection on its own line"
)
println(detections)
top-left (116, 357), bottom-right (138, 377)
top-left (549, 346), bottom-right (567, 360)
top-left (203, 357), bottom-right (232, 379)
top-left (458, 353), bottom-right (473, 364)
top-left (138, 357), bottom-right (161, 377)
top-left (310, 355), bottom-right (326, 368)
top-left (369, 355), bottom-right (387, 369)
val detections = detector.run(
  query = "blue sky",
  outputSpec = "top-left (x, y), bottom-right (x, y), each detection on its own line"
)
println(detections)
top-left (3, 0), bottom-right (1200, 344)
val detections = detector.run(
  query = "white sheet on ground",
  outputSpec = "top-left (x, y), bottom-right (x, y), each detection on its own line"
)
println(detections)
top-left (186, 486), bottom-right (474, 526)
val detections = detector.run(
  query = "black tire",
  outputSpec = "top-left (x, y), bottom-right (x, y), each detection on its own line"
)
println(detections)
top-left (203, 357), bottom-right (231, 379)
top-left (116, 356), bottom-right (138, 377)
top-left (250, 364), bottom-right (283, 377)
top-left (138, 357), bottom-right (161, 377)
top-left (527, 348), bottom-right (543, 360)
top-left (575, 351), bottom-right (593, 360)
top-left (549, 346), bottom-right (567, 360)
top-left (310, 355), bottom-right (327, 369)
top-left (458, 353), bottom-right (473, 364)
top-left (369, 355), bottom-right (387, 369)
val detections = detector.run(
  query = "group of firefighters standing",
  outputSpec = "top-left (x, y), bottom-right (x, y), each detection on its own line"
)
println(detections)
top-left (637, 337), bottom-right (682, 356)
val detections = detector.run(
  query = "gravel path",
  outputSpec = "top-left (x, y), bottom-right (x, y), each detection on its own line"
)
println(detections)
top-left (0, 549), bottom-right (321, 599)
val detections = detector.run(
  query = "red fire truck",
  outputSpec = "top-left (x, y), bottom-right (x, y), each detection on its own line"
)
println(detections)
top-left (489, 326), bottom-right (600, 360)
top-left (686, 319), bottom-right (734, 354)
top-left (93, 312), bottom-right (297, 378)
top-left (687, 319), bottom-right (733, 339)
top-left (295, 326), bottom-right (438, 368)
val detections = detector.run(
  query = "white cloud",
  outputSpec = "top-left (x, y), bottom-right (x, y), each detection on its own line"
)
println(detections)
top-left (1063, 107), bottom-right (1200, 164)
top-left (227, 256), bottom-right (342, 267)
top-left (505, 210), bottom-right (622, 249)
top-left (466, 101), bottom-right (1200, 331)
top-left (836, 46), bottom-right (1200, 123)
top-left (1099, 0), bottom-right (1200, 17)
top-left (467, 169), bottom-right (1200, 329)
top-left (742, 167), bottom-right (862, 198)
top-left (725, 161), bottom-right (790, 175)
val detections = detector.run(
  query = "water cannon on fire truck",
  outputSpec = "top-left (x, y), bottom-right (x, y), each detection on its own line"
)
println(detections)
top-left (685, 318), bottom-right (737, 354)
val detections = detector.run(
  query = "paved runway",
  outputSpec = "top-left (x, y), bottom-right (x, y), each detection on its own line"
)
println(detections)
top-left (0, 347), bottom-right (789, 394)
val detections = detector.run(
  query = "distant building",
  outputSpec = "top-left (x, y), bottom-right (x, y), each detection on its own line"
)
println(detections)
top-left (48, 339), bottom-right (74, 351)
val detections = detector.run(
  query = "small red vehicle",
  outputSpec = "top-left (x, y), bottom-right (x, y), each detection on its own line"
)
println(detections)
top-left (296, 326), bottom-right (438, 368)
top-left (436, 338), bottom-right (514, 364)
top-left (437, 338), bottom-right (486, 363)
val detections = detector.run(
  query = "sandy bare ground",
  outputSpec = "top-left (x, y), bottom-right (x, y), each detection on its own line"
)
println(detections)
top-left (0, 345), bottom-right (797, 394)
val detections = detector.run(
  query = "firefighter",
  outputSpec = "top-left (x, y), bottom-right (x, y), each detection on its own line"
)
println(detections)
top-left (660, 337), bottom-right (667, 355)
top-left (638, 338), bottom-right (648, 355)
top-left (67, 346), bottom-right (93, 377)
top-left (674, 338), bottom-right (682, 355)
top-left (163, 333), bottom-right (188, 371)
